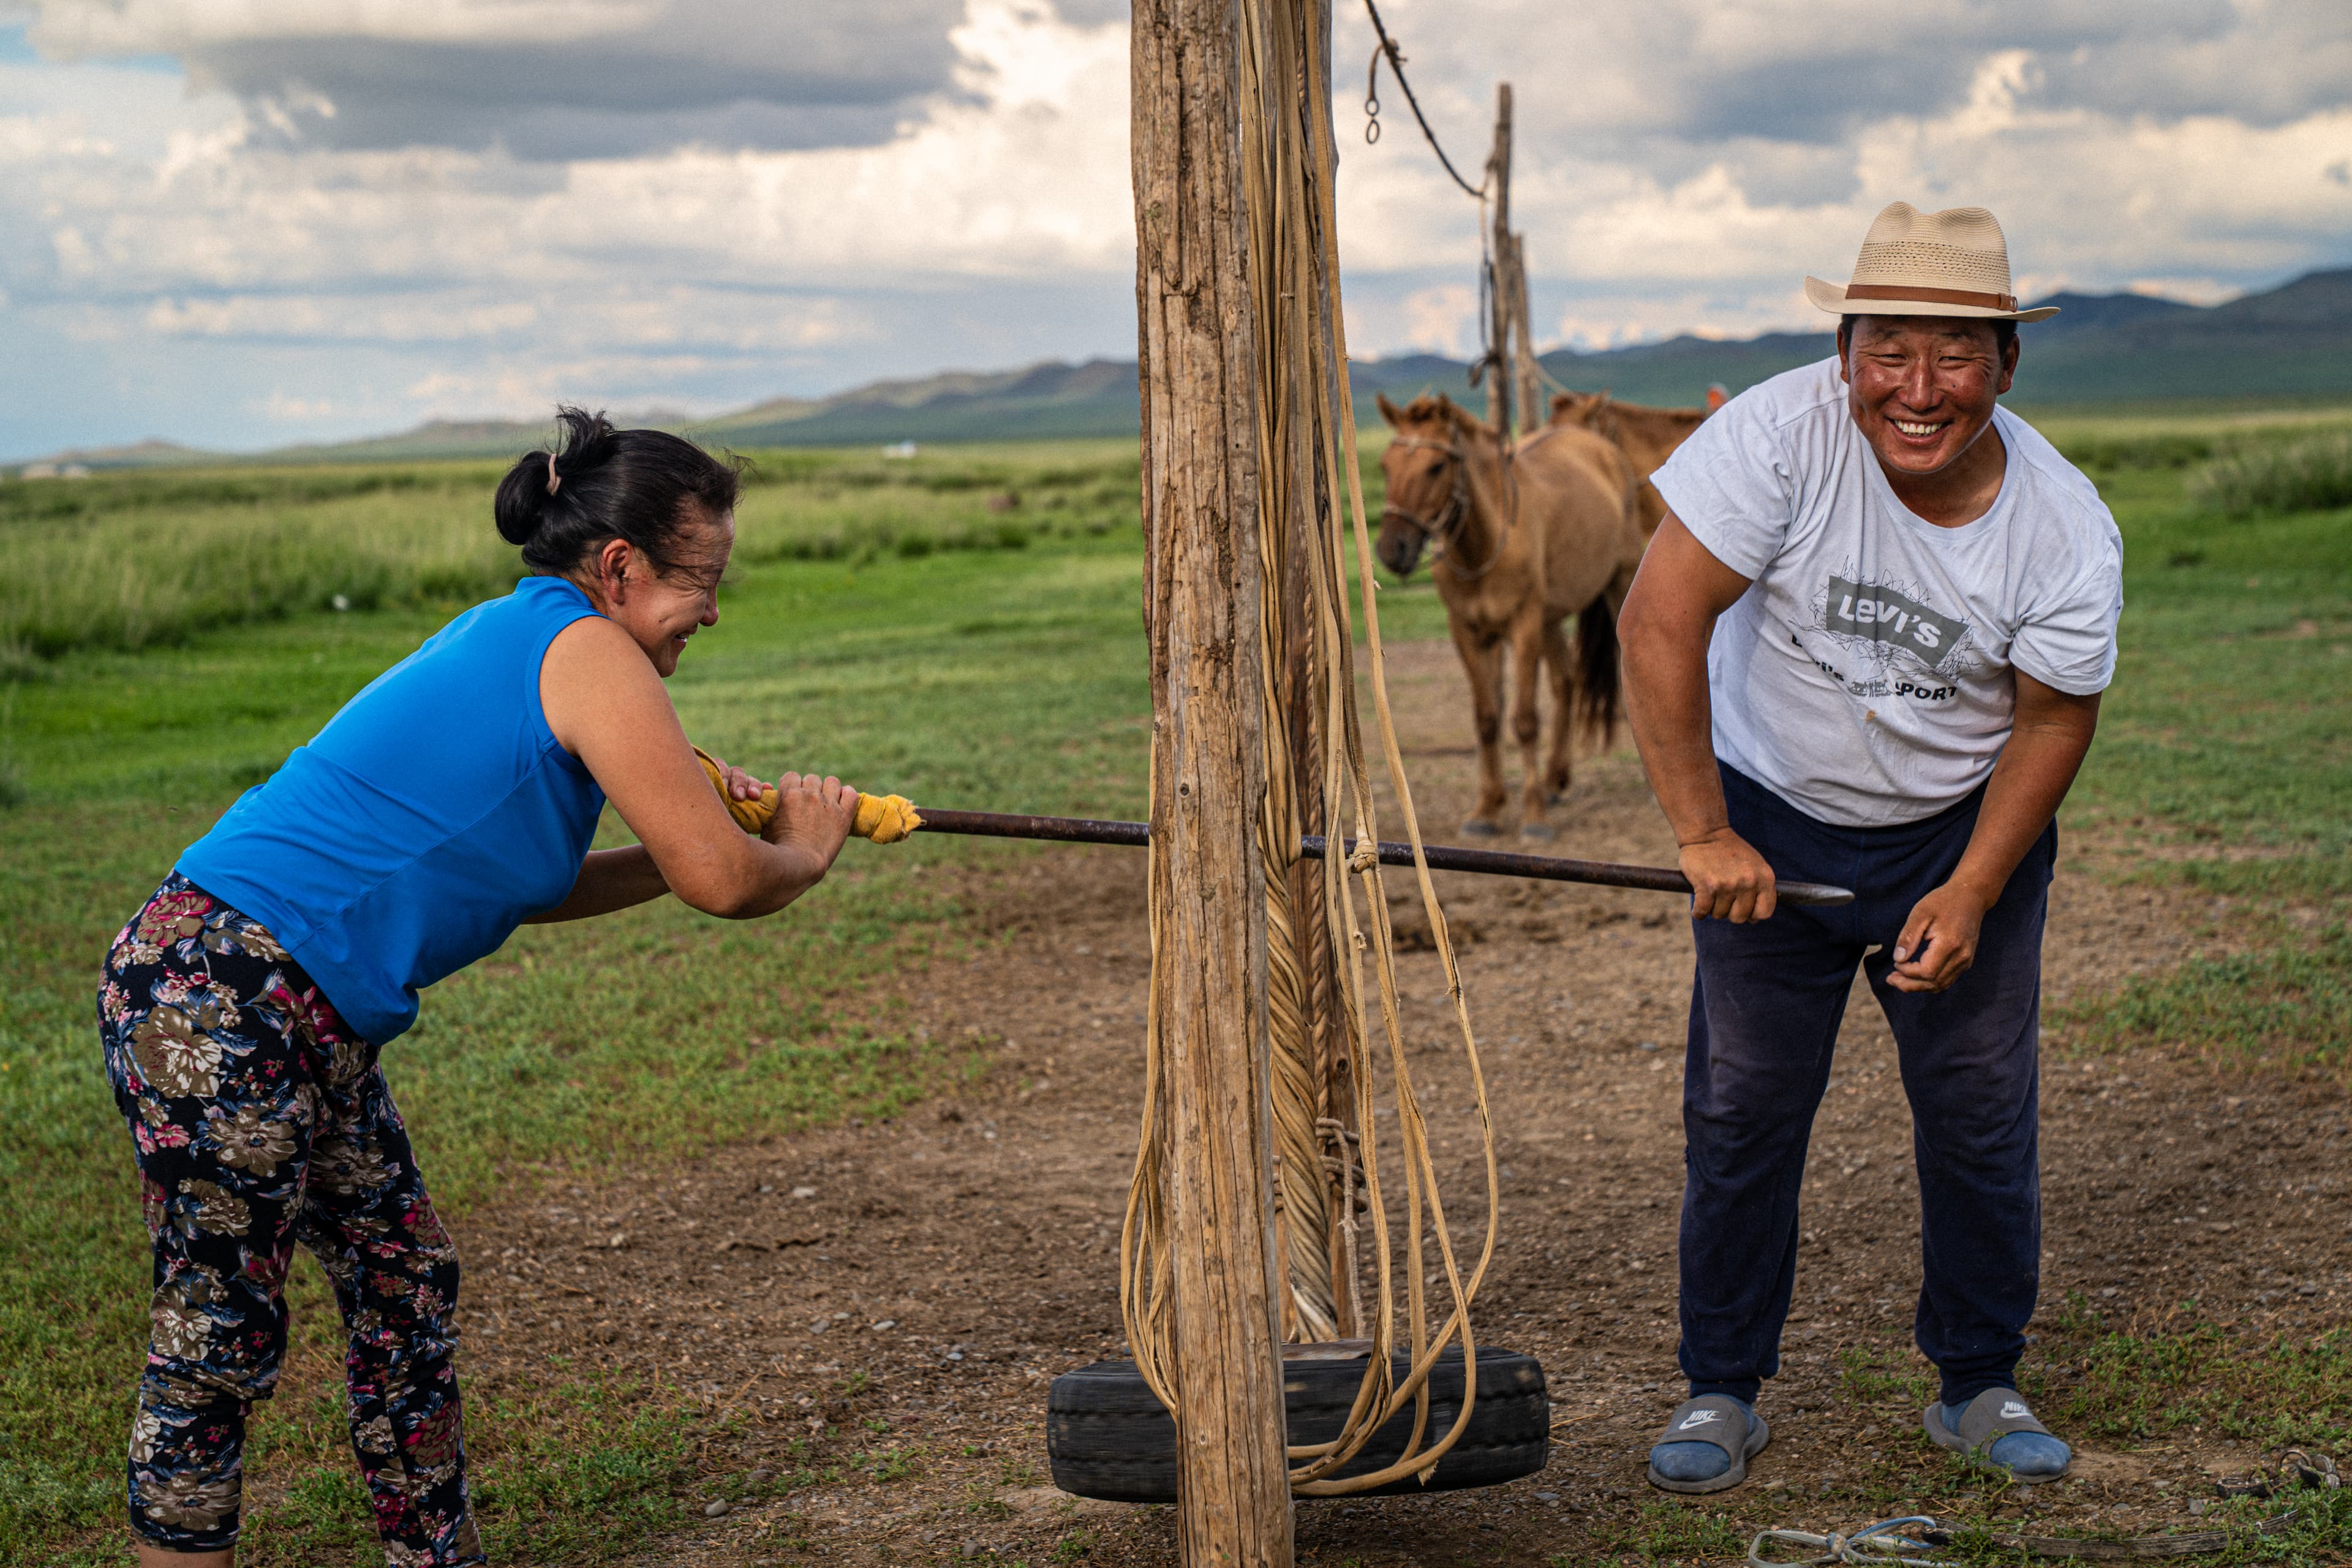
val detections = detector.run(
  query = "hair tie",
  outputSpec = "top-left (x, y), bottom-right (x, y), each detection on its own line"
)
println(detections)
top-left (545, 452), bottom-right (562, 496)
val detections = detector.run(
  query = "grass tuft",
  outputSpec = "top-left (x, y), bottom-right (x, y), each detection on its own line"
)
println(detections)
top-left (1593, 1500), bottom-right (1750, 1565)
top-left (1, 480), bottom-right (525, 658)
top-left (1928, 1496), bottom-right (2352, 1568)
top-left (0, 446), bottom-right (1148, 662)
top-left (2059, 431), bottom-right (2216, 473)
top-left (2041, 1295), bottom-right (2352, 1452)
top-left (2056, 925), bottom-right (2351, 1074)
top-left (2190, 431), bottom-right (2352, 518)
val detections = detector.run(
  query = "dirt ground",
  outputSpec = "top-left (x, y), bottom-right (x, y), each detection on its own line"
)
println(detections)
top-left (454, 641), bottom-right (2350, 1567)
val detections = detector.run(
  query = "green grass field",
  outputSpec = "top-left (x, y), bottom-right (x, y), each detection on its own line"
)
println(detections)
top-left (2, 411), bottom-right (2347, 1564)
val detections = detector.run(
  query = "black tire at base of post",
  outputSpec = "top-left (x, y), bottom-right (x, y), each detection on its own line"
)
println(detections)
top-left (911, 808), bottom-right (1854, 907)
top-left (1047, 1346), bottom-right (1550, 1503)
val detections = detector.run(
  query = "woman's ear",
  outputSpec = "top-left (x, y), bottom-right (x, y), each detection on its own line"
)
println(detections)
top-left (595, 537), bottom-right (635, 604)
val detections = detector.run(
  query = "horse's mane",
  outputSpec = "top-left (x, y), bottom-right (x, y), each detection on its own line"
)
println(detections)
top-left (1390, 392), bottom-right (1492, 439)
top-left (1548, 390), bottom-right (1706, 437)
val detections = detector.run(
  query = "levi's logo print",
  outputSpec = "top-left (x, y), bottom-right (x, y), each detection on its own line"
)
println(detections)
top-left (1797, 567), bottom-right (1979, 701)
top-left (1825, 575), bottom-right (1966, 666)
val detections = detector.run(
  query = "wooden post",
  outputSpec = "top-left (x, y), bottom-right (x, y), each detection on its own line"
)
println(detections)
top-left (1485, 83), bottom-right (1514, 438)
top-left (1510, 236), bottom-right (1540, 435)
top-left (1132, 0), bottom-right (1295, 1562)
top-left (1485, 83), bottom-right (1540, 435)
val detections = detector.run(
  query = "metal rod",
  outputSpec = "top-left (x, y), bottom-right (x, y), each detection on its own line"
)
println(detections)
top-left (913, 808), bottom-right (1853, 907)
top-left (919, 808), bottom-right (1150, 848)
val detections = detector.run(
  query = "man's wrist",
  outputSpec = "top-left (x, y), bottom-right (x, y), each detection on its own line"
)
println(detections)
top-left (1675, 822), bottom-right (1738, 850)
top-left (1943, 869), bottom-right (2004, 906)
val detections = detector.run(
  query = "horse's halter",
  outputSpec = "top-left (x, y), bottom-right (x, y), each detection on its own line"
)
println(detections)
top-left (1381, 434), bottom-right (1499, 579)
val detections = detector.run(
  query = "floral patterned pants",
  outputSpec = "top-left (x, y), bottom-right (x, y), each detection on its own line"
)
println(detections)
top-left (98, 873), bottom-right (484, 1565)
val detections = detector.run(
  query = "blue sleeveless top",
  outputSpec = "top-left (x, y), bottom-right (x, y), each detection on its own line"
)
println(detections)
top-left (177, 576), bottom-right (608, 1044)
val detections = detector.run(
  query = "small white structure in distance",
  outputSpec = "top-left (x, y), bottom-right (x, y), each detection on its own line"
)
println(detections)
top-left (881, 440), bottom-right (919, 460)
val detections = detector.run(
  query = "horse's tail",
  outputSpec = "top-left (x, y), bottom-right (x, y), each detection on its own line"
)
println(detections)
top-left (1575, 595), bottom-right (1621, 747)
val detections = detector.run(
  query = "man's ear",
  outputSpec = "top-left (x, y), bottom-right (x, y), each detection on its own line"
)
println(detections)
top-left (1997, 335), bottom-right (2020, 398)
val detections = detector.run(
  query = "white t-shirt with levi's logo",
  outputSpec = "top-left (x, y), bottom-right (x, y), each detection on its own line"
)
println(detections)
top-left (1649, 356), bottom-right (2122, 828)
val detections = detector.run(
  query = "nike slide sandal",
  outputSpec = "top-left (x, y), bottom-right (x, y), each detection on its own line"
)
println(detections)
top-left (1923, 1388), bottom-right (2070, 1480)
top-left (1646, 1394), bottom-right (1770, 1494)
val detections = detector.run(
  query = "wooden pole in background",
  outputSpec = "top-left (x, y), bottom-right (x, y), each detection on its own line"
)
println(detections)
top-left (1510, 236), bottom-right (1540, 435)
top-left (1485, 82), bottom-right (1540, 435)
top-left (1485, 83), bottom-right (1515, 437)
top-left (1131, 0), bottom-right (1295, 1561)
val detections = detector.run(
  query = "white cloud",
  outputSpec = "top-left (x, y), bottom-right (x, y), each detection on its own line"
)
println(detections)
top-left (1332, 17), bottom-right (2352, 355)
top-left (28, 0), bottom-right (973, 157)
top-left (1332, 0), bottom-right (2345, 156)
top-left (31, 0), bottom-right (653, 50)
top-left (142, 293), bottom-right (543, 341)
top-left (1398, 284), bottom-right (1477, 356)
top-left (15, 1), bottom-right (1128, 298)
top-left (543, 1), bottom-right (1133, 281)
top-left (0, 1), bottom-right (1139, 449)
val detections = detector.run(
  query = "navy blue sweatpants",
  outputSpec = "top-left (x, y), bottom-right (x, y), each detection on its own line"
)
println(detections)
top-left (1677, 763), bottom-right (2055, 1411)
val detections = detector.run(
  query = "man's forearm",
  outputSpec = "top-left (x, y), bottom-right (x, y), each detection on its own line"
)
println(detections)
top-left (1617, 514), bottom-right (1778, 921)
top-left (1623, 622), bottom-right (1733, 846)
top-left (1947, 692), bottom-right (2100, 903)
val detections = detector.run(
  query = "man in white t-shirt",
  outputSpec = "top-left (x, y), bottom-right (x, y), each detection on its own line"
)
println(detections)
top-left (1616, 203), bottom-right (2122, 1494)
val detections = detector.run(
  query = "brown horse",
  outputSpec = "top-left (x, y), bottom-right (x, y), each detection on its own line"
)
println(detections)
top-left (1546, 386), bottom-right (1724, 535)
top-left (1374, 392), bottom-right (1644, 839)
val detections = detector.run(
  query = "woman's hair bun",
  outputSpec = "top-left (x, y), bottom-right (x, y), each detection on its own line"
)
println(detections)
top-left (492, 483), bottom-right (545, 548)
top-left (492, 405), bottom-right (741, 577)
top-left (494, 407), bottom-right (620, 548)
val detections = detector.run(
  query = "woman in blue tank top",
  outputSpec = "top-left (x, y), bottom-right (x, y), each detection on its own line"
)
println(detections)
top-left (96, 409), bottom-right (856, 1568)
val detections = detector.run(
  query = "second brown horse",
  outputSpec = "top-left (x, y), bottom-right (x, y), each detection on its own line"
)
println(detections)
top-left (1374, 393), bottom-right (1645, 839)
top-left (1545, 386), bottom-right (1721, 535)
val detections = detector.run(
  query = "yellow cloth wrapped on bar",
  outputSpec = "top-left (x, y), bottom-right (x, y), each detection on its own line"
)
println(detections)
top-left (693, 745), bottom-right (922, 844)
top-left (851, 791), bottom-right (922, 844)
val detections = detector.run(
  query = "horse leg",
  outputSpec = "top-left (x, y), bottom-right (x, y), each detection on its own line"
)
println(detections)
top-left (1585, 560), bottom-right (1635, 750)
top-left (1453, 622), bottom-right (1507, 835)
top-left (1539, 616), bottom-right (1577, 806)
top-left (1509, 617), bottom-right (1552, 839)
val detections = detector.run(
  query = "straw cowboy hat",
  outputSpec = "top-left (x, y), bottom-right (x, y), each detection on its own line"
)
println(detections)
top-left (1805, 202), bottom-right (2059, 323)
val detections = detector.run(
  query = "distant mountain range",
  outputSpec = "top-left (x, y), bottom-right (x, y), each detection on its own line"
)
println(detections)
top-left (17, 269), bottom-right (2348, 470)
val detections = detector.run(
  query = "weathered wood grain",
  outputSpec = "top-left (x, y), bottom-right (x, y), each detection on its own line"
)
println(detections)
top-left (1131, 0), bottom-right (1295, 1561)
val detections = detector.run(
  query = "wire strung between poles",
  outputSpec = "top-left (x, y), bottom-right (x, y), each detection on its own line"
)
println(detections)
top-left (1357, 2), bottom-right (1525, 530)
top-left (1359, 0), bottom-right (1484, 196)
top-left (1356, 0), bottom-right (1502, 390)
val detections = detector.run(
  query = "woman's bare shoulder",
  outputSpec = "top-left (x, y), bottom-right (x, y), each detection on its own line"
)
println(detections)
top-left (540, 614), bottom-right (667, 753)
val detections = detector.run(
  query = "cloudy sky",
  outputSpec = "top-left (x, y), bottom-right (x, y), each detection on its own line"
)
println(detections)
top-left (2, 0), bottom-right (2346, 458)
